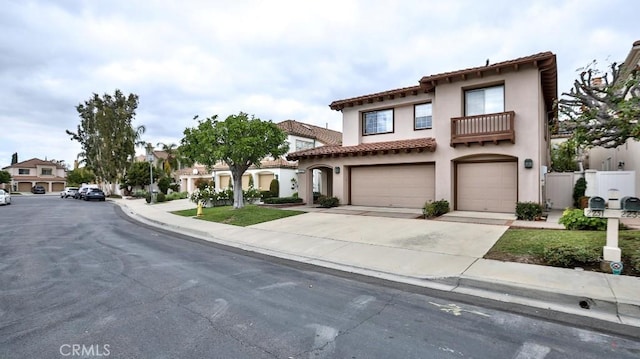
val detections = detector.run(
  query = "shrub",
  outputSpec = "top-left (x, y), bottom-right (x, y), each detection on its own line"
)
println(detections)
top-left (515, 202), bottom-right (544, 221)
top-left (264, 197), bottom-right (303, 204)
top-left (629, 251), bottom-right (640, 274)
top-left (156, 192), bottom-right (167, 202)
top-left (543, 243), bottom-right (600, 267)
top-left (269, 179), bottom-right (280, 197)
top-left (243, 187), bottom-right (261, 202)
top-left (166, 192), bottom-right (188, 201)
top-left (559, 209), bottom-right (607, 230)
top-left (318, 195), bottom-right (339, 208)
top-left (261, 190), bottom-right (275, 199)
top-left (169, 183), bottom-right (180, 192)
top-left (423, 199), bottom-right (450, 218)
top-left (573, 177), bottom-right (587, 208)
top-left (292, 192), bottom-right (298, 198)
top-left (194, 178), bottom-right (213, 191)
top-left (133, 189), bottom-right (148, 198)
top-left (158, 177), bottom-right (171, 194)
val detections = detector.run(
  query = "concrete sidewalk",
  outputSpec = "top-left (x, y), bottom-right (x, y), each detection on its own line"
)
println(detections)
top-left (111, 198), bottom-right (640, 333)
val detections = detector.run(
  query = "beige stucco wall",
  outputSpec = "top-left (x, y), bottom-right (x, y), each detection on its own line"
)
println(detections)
top-left (300, 66), bottom-right (548, 208)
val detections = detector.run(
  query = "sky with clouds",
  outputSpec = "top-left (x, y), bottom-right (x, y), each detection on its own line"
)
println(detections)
top-left (1, 0), bottom-right (638, 169)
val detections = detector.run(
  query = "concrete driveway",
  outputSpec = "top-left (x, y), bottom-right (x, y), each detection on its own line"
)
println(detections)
top-left (249, 212), bottom-right (509, 258)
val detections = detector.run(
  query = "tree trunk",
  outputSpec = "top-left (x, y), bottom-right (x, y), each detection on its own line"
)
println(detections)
top-left (231, 167), bottom-right (245, 209)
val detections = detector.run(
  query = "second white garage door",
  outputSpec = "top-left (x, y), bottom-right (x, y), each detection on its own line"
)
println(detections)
top-left (351, 164), bottom-right (435, 208)
top-left (457, 162), bottom-right (517, 212)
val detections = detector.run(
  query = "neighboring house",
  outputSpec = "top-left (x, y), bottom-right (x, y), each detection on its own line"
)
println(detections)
top-left (586, 40), bottom-right (640, 194)
top-left (2, 158), bottom-right (67, 193)
top-left (178, 120), bottom-right (342, 196)
top-left (288, 52), bottom-right (557, 212)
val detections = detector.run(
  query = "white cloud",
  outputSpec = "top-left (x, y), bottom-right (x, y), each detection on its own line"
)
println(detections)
top-left (1, 0), bottom-right (638, 168)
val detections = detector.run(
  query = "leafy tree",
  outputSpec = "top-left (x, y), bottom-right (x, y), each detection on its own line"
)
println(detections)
top-left (121, 161), bottom-right (159, 189)
top-left (66, 89), bottom-right (145, 193)
top-left (0, 170), bottom-right (11, 184)
top-left (180, 112), bottom-right (289, 208)
top-left (558, 60), bottom-right (640, 148)
top-left (66, 167), bottom-right (96, 186)
top-left (550, 138), bottom-right (579, 172)
top-left (11, 153), bottom-right (17, 165)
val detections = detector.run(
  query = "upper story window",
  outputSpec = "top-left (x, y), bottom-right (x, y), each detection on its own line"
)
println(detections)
top-left (295, 139), bottom-right (314, 151)
top-left (465, 85), bottom-right (504, 116)
top-left (414, 103), bottom-right (433, 130)
top-left (18, 169), bottom-right (30, 175)
top-left (41, 168), bottom-right (53, 176)
top-left (363, 109), bottom-right (393, 135)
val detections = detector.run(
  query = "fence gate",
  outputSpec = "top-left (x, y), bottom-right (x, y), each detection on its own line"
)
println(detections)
top-left (545, 172), bottom-right (575, 210)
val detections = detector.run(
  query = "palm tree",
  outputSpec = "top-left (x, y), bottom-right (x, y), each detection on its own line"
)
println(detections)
top-left (156, 142), bottom-right (179, 177)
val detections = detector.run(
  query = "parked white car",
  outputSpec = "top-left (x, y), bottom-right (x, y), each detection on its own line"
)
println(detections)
top-left (0, 189), bottom-right (11, 205)
top-left (60, 186), bottom-right (79, 198)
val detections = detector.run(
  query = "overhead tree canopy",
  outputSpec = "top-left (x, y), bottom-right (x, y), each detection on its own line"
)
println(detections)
top-left (558, 61), bottom-right (640, 148)
top-left (66, 167), bottom-right (96, 187)
top-left (66, 89), bottom-right (145, 193)
top-left (180, 112), bottom-right (289, 209)
top-left (0, 170), bottom-right (11, 184)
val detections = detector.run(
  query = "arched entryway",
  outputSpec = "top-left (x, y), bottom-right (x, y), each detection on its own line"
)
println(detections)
top-left (305, 165), bottom-right (333, 205)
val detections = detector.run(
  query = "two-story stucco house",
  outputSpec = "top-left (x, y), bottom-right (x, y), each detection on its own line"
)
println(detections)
top-left (2, 158), bottom-right (67, 193)
top-left (288, 52), bottom-right (557, 213)
top-left (178, 119), bottom-right (342, 196)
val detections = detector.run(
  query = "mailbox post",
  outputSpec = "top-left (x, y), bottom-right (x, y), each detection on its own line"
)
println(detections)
top-left (585, 190), bottom-right (640, 270)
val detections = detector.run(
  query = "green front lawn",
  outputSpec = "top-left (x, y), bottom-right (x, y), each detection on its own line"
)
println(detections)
top-left (172, 204), bottom-right (305, 227)
top-left (485, 228), bottom-right (640, 276)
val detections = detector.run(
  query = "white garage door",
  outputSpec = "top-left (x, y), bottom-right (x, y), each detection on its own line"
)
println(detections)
top-left (457, 162), bottom-right (517, 212)
top-left (351, 164), bottom-right (435, 208)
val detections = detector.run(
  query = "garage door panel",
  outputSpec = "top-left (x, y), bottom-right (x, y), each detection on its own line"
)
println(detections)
top-left (351, 164), bottom-right (435, 208)
top-left (457, 162), bottom-right (516, 213)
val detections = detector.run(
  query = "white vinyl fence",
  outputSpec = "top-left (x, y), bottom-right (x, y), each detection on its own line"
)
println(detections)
top-left (545, 170), bottom-right (637, 210)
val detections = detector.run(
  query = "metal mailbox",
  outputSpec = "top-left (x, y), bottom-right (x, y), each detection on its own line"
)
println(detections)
top-left (588, 196), bottom-right (606, 210)
top-left (621, 196), bottom-right (640, 212)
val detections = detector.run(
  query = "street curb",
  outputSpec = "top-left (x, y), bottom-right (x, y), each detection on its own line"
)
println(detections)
top-left (112, 201), bottom-right (640, 340)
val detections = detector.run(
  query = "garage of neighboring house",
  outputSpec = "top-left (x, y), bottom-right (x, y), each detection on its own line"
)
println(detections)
top-left (219, 174), bottom-right (231, 189)
top-left (456, 160), bottom-right (517, 213)
top-left (18, 182), bottom-right (32, 192)
top-left (52, 183), bottom-right (65, 192)
top-left (258, 173), bottom-right (274, 191)
top-left (350, 164), bottom-right (435, 208)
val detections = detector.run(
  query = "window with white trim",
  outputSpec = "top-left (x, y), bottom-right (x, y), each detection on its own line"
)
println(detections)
top-left (18, 169), bottom-right (30, 175)
top-left (295, 139), bottom-right (314, 151)
top-left (414, 103), bottom-right (432, 130)
top-left (363, 109), bottom-right (393, 135)
top-left (41, 168), bottom-right (53, 175)
top-left (465, 85), bottom-right (504, 116)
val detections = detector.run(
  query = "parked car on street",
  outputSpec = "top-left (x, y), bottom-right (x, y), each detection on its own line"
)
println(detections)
top-left (31, 185), bottom-right (46, 194)
top-left (60, 187), bottom-right (79, 198)
top-left (0, 189), bottom-right (11, 205)
top-left (75, 187), bottom-right (89, 199)
top-left (84, 188), bottom-right (106, 201)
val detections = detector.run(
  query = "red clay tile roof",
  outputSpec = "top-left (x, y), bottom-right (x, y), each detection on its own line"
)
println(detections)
top-left (286, 138), bottom-right (437, 161)
top-left (277, 120), bottom-right (342, 145)
top-left (2, 158), bottom-right (67, 170)
top-left (330, 52), bottom-right (557, 111)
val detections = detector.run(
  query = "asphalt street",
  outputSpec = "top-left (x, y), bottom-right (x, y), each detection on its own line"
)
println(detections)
top-left (1, 196), bottom-right (639, 358)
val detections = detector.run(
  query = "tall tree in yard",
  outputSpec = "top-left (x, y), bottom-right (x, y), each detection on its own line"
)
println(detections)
top-left (180, 112), bottom-right (289, 209)
top-left (558, 60), bottom-right (639, 148)
top-left (156, 142), bottom-right (180, 178)
top-left (66, 89), bottom-right (145, 193)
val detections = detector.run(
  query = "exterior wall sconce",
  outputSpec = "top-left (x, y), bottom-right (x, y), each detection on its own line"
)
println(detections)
top-left (334, 166), bottom-right (341, 174)
top-left (524, 159), bottom-right (533, 169)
